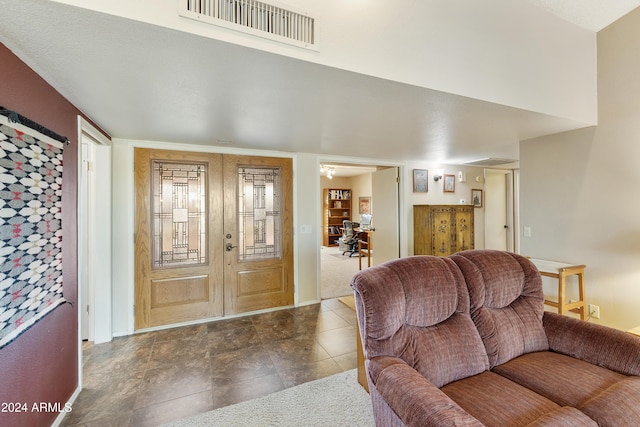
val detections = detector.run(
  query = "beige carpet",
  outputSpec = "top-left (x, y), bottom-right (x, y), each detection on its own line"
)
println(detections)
top-left (161, 369), bottom-right (374, 427)
top-left (320, 245), bottom-right (361, 299)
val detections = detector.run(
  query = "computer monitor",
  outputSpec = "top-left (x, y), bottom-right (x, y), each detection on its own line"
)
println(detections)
top-left (360, 214), bottom-right (372, 229)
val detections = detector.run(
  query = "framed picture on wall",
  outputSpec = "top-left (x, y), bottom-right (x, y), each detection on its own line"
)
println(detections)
top-left (471, 189), bottom-right (483, 208)
top-left (359, 196), bottom-right (371, 214)
top-left (443, 174), bottom-right (455, 192)
top-left (413, 169), bottom-right (428, 192)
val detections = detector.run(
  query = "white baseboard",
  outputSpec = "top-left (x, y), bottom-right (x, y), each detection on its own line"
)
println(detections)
top-left (51, 385), bottom-right (81, 427)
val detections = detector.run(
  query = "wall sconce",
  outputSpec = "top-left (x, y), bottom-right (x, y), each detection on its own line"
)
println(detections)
top-left (433, 174), bottom-right (442, 182)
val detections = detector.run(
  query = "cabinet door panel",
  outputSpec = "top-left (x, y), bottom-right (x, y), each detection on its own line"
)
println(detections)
top-left (454, 208), bottom-right (474, 252)
top-left (432, 210), bottom-right (453, 255)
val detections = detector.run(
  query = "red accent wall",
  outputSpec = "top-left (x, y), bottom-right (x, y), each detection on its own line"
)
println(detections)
top-left (0, 43), bottom-right (101, 426)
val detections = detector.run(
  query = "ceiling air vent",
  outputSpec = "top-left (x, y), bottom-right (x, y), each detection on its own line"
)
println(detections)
top-left (180, 0), bottom-right (318, 50)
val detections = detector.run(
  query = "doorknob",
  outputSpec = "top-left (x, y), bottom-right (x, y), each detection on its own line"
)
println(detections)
top-left (225, 243), bottom-right (237, 252)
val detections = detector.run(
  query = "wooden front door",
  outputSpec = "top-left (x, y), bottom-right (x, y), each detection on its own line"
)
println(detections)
top-left (134, 149), bottom-right (293, 329)
top-left (222, 155), bottom-right (294, 315)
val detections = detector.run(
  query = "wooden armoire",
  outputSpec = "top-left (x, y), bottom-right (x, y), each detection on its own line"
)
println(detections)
top-left (413, 205), bottom-right (474, 256)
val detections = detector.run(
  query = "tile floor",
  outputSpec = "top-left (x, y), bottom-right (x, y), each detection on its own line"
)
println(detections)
top-left (61, 298), bottom-right (357, 427)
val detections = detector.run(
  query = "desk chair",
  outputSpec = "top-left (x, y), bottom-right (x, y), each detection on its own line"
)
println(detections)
top-left (337, 220), bottom-right (360, 257)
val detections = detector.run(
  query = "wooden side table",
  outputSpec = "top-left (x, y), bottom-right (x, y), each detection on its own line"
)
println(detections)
top-left (628, 326), bottom-right (640, 337)
top-left (529, 258), bottom-right (587, 320)
top-left (357, 230), bottom-right (373, 270)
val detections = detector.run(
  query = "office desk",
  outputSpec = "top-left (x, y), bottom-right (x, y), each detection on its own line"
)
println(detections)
top-left (529, 258), bottom-right (587, 320)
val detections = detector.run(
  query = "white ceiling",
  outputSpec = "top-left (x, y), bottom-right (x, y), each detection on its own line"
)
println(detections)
top-left (525, 0), bottom-right (640, 31)
top-left (1, 1), bottom-right (638, 165)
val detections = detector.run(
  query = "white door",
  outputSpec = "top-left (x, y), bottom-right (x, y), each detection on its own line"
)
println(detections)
top-left (484, 169), bottom-right (514, 251)
top-left (78, 119), bottom-right (112, 343)
top-left (80, 142), bottom-right (90, 340)
top-left (371, 167), bottom-right (400, 265)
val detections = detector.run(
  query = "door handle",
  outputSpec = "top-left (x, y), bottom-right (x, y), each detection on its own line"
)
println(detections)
top-left (225, 243), bottom-right (237, 252)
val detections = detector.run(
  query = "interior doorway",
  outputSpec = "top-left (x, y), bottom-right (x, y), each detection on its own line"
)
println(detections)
top-left (484, 169), bottom-right (515, 252)
top-left (319, 163), bottom-right (400, 300)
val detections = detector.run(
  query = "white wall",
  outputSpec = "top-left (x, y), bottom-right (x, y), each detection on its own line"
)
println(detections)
top-left (294, 153), bottom-right (321, 305)
top-left (350, 173), bottom-right (372, 224)
top-left (111, 141), bottom-right (135, 335)
top-left (56, 0), bottom-right (596, 124)
top-left (519, 7), bottom-right (640, 331)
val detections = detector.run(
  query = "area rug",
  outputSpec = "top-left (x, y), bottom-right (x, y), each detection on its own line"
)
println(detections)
top-left (0, 113), bottom-right (66, 349)
top-left (162, 369), bottom-right (374, 427)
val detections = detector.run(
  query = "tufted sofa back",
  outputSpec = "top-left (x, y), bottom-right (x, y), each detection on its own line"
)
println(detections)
top-left (351, 256), bottom-right (490, 388)
top-left (450, 250), bottom-right (549, 367)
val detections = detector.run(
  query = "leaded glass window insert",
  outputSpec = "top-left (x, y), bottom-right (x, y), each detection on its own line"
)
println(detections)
top-left (238, 166), bottom-right (282, 261)
top-left (152, 161), bottom-right (207, 268)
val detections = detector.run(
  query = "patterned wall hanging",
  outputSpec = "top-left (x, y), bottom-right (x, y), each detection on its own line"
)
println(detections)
top-left (0, 113), bottom-right (66, 348)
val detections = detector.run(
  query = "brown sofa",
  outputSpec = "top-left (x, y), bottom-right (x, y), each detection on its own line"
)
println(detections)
top-left (351, 250), bottom-right (640, 427)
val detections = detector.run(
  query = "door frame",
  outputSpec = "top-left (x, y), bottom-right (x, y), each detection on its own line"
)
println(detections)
top-left (77, 116), bottom-right (112, 385)
top-left (316, 157), bottom-right (405, 299)
top-left (130, 144), bottom-right (297, 331)
top-left (484, 168), bottom-right (516, 252)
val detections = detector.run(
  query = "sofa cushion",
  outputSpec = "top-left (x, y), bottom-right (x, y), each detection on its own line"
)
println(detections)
top-left (524, 407), bottom-right (598, 427)
top-left (407, 315), bottom-right (490, 388)
top-left (451, 250), bottom-right (549, 367)
top-left (579, 377), bottom-right (640, 427)
top-left (385, 256), bottom-right (462, 327)
top-left (352, 256), bottom-right (489, 388)
top-left (372, 357), bottom-right (484, 427)
top-left (493, 351), bottom-right (626, 407)
top-left (441, 371), bottom-right (562, 427)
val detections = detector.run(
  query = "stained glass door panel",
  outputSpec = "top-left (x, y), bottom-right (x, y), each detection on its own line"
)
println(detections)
top-left (152, 162), bottom-right (207, 268)
top-left (237, 166), bottom-right (282, 261)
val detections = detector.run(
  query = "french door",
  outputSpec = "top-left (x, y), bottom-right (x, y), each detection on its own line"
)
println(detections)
top-left (134, 149), bottom-right (293, 329)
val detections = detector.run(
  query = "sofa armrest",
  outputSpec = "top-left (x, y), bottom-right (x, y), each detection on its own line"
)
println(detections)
top-left (543, 311), bottom-right (640, 376)
top-left (369, 356), bottom-right (483, 427)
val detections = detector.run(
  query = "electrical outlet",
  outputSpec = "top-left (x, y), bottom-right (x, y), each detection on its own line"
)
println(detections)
top-left (589, 304), bottom-right (600, 319)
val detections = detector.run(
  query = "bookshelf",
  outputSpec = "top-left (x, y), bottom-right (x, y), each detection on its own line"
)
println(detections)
top-left (323, 188), bottom-right (351, 246)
